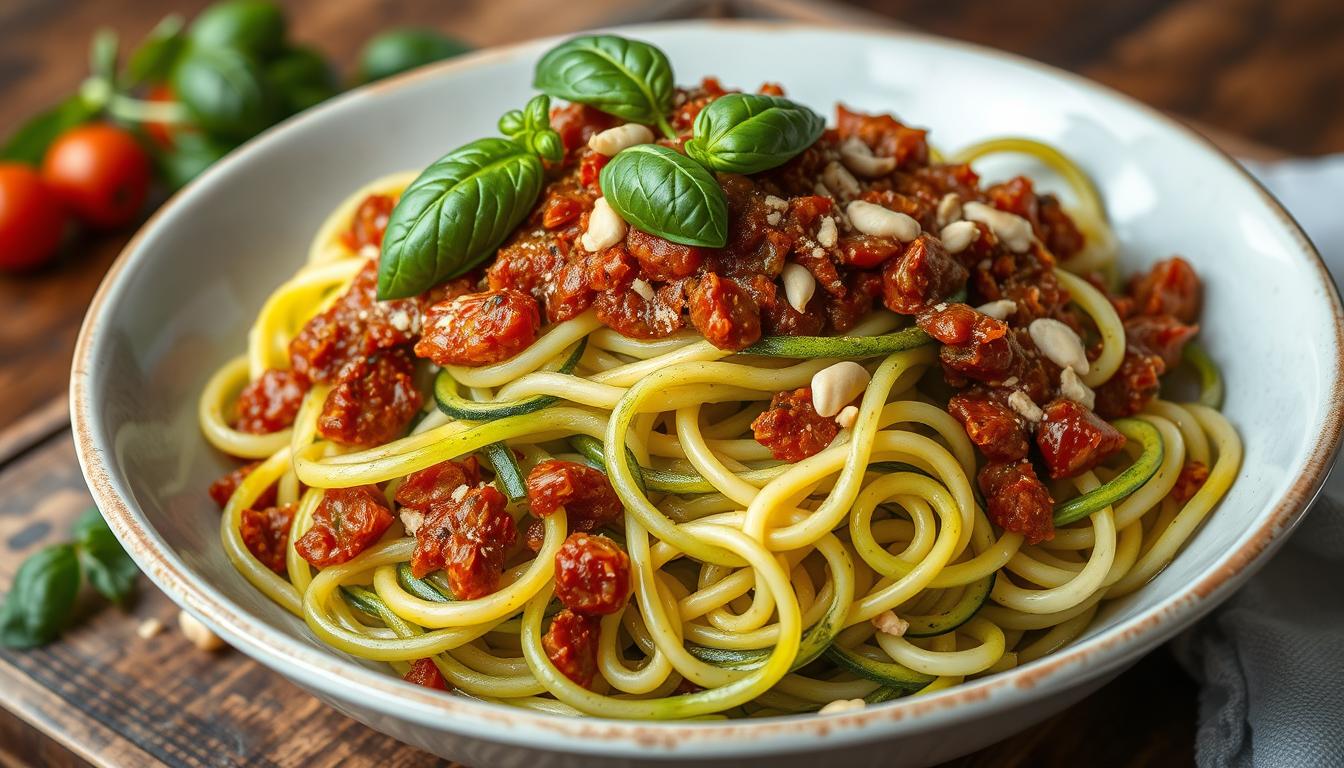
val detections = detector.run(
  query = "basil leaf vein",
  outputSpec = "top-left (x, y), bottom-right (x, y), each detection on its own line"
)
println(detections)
top-left (378, 137), bottom-right (544, 299)
top-left (599, 144), bottom-right (727, 248)
top-left (533, 35), bottom-right (674, 134)
top-left (685, 93), bottom-right (825, 174)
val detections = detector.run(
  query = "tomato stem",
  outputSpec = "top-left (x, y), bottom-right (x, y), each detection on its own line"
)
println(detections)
top-left (107, 93), bottom-right (191, 126)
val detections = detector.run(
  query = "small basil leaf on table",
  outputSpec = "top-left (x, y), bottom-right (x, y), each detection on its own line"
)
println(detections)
top-left (172, 44), bottom-right (277, 140)
top-left (533, 35), bottom-right (675, 136)
top-left (356, 28), bottom-right (471, 84)
top-left (685, 93), bottom-right (825, 174)
top-left (74, 510), bottom-right (138, 605)
top-left (378, 137), bottom-right (544, 299)
top-left (599, 144), bottom-right (728, 248)
top-left (188, 0), bottom-right (286, 59)
top-left (266, 45), bottom-right (338, 116)
top-left (0, 544), bottom-right (81, 649)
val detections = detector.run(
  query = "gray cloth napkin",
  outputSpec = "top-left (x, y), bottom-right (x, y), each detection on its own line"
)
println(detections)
top-left (1173, 155), bottom-right (1344, 768)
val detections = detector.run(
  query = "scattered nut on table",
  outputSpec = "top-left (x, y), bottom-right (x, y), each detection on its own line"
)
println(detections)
top-left (178, 610), bottom-right (226, 652)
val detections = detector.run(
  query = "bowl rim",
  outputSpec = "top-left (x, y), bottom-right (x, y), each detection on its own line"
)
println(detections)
top-left (70, 18), bottom-right (1344, 759)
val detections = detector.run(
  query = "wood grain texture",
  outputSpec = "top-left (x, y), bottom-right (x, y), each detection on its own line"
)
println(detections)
top-left (0, 0), bottom-right (1322, 764)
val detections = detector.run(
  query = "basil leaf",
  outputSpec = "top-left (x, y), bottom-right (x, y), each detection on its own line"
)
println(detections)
top-left (188, 0), bottom-right (286, 60)
top-left (685, 93), bottom-right (825, 174)
top-left (125, 15), bottom-right (185, 88)
top-left (265, 46), bottom-right (337, 117)
top-left (599, 144), bottom-right (727, 248)
top-left (356, 28), bottom-right (470, 84)
top-left (533, 35), bottom-right (674, 133)
top-left (172, 44), bottom-right (277, 140)
top-left (0, 94), bottom-right (99, 164)
top-left (378, 137), bottom-right (544, 299)
top-left (0, 544), bottom-right (80, 649)
top-left (74, 509), bottom-right (138, 605)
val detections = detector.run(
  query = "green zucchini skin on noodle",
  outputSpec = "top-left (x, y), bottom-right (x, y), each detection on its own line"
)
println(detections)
top-left (901, 572), bottom-right (994, 638)
top-left (484, 441), bottom-right (527, 501)
top-left (1053, 418), bottom-right (1163, 526)
top-left (1182, 342), bottom-right (1224, 409)
top-left (742, 326), bottom-right (932, 358)
top-left (396, 562), bottom-right (454, 602)
top-left (433, 338), bottom-right (586, 420)
top-left (823, 643), bottom-right (935, 690)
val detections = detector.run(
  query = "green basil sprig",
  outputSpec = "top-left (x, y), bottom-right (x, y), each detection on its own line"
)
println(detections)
top-left (379, 137), bottom-right (545, 299)
top-left (498, 94), bottom-right (564, 164)
top-left (0, 508), bottom-right (138, 649)
top-left (686, 93), bottom-right (824, 174)
top-left (533, 34), bottom-right (675, 139)
top-left (599, 144), bottom-right (728, 248)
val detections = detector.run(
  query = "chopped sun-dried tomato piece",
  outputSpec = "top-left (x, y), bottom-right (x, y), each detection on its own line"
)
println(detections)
top-left (316, 351), bottom-right (422, 446)
top-left (1035, 398), bottom-right (1127, 479)
top-left (549, 102), bottom-right (616, 153)
top-left (948, 389), bottom-right (1029, 462)
top-left (751, 387), bottom-right (840, 462)
top-left (554, 533), bottom-right (631, 616)
top-left (1171, 461), bottom-right (1210, 505)
top-left (1094, 349), bottom-right (1165, 418)
top-left (542, 609), bottom-right (601, 688)
top-left (881, 234), bottom-right (968, 315)
top-left (415, 289), bottom-right (541, 367)
top-left (626, 228), bottom-right (704, 282)
top-left (240, 503), bottom-right (296, 574)
top-left (341, 194), bottom-right (395, 252)
top-left (978, 460), bottom-right (1054, 544)
top-left (209, 461), bottom-right (276, 509)
top-left (394, 458), bottom-right (481, 512)
top-left (835, 104), bottom-right (929, 169)
top-left (288, 260), bottom-right (422, 383)
top-left (523, 460), bottom-right (623, 551)
top-left (294, 486), bottom-right (394, 568)
top-left (403, 658), bottom-right (450, 691)
top-left (1128, 257), bottom-right (1202, 323)
top-left (1124, 315), bottom-right (1199, 368)
top-left (688, 273), bottom-right (762, 351)
top-left (411, 485), bottom-right (517, 600)
top-left (235, 368), bottom-right (309, 434)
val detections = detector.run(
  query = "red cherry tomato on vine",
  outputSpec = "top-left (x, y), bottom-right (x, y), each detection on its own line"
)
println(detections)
top-left (42, 123), bottom-right (152, 230)
top-left (0, 163), bottom-right (67, 271)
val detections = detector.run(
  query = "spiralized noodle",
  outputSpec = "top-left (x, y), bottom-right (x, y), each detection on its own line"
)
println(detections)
top-left (203, 142), bottom-right (1240, 719)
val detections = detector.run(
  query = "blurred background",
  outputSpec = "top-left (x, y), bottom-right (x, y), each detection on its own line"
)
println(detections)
top-left (0, 1), bottom-right (1341, 766)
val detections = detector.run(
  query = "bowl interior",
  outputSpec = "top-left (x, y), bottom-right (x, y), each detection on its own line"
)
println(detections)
top-left (75, 20), bottom-right (1340, 757)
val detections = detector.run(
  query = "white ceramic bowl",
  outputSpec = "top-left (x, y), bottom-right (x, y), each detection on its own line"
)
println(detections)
top-left (72, 20), bottom-right (1343, 768)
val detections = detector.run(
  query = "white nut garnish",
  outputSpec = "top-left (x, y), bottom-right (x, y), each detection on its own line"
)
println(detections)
top-left (835, 405), bottom-right (860, 429)
top-left (822, 161), bottom-right (861, 198)
top-left (632, 278), bottom-right (656, 302)
top-left (872, 610), bottom-right (909, 637)
top-left (1028, 318), bottom-right (1090, 375)
top-left (1059, 366), bottom-right (1096, 410)
top-left (962, 202), bottom-right (1033, 253)
top-left (178, 611), bottom-right (226, 652)
top-left (846, 200), bottom-right (920, 241)
top-left (764, 195), bottom-right (789, 212)
top-left (587, 123), bottom-right (654, 156)
top-left (136, 617), bottom-right (164, 640)
top-left (939, 220), bottom-right (978, 254)
top-left (816, 216), bottom-right (838, 248)
top-left (1008, 391), bottom-right (1044, 424)
top-left (811, 361), bottom-right (870, 418)
top-left (400, 508), bottom-right (425, 537)
top-left (580, 197), bottom-right (627, 252)
top-left (839, 136), bottom-right (897, 177)
top-left (936, 193), bottom-right (963, 228)
top-left (976, 299), bottom-right (1017, 321)
top-left (358, 244), bottom-right (380, 260)
top-left (450, 483), bottom-right (469, 503)
top-left (813, 181), bottom-right (834, 199)
top-left (819, 698), bottom-right (867, 714)
top-left (781, 263), bottom-right (816, 313)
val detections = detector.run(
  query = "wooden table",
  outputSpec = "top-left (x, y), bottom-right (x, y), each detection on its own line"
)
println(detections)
top-left (0, 0), bottom-right (1331, 765)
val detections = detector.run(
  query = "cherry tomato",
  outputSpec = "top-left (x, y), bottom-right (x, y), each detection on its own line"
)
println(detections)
top-left (42, 123), bottom-right (152, 230)
top-left (144, 83), bottom-right (178, 148)
top-left (0, 163), bottom-right (67, 271)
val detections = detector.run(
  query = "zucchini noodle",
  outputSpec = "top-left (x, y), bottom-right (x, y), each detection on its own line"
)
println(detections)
top-left (202, 132), bottom-right (1241, 720)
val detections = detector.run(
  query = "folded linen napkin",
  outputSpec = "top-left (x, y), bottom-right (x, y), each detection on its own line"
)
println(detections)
top-left (1174, 155), bottom-right (1344, 768)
